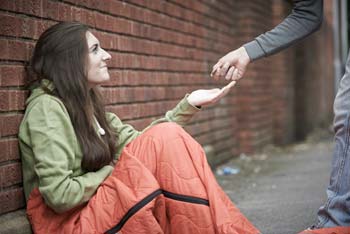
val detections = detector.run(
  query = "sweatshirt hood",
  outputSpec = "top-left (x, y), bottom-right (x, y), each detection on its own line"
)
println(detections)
top-left (26, 79), bottom-right (55, 105)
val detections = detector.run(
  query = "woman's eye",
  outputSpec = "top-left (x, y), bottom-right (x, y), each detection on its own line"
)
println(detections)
top-left (92, 45), bottom-right (99, 53)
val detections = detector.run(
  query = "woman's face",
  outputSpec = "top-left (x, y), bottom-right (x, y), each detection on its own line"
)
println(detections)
top-left (85, 31), bottom-right (112, 87)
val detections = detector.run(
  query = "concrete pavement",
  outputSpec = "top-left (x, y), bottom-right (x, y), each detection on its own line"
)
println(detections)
top-left (217, 134), bottom-right (333, 234)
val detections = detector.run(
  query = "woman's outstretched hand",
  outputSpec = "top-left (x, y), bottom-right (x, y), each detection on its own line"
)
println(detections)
top-left (187, 81), bottom-right (236, 107)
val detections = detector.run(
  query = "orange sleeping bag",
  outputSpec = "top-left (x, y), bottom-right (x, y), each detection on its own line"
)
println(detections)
top-left (26, 123), bottom-right (260, 234)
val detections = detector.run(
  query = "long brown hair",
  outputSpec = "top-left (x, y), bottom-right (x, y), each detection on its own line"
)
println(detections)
top-left (29, 21), bottom-right (117, 172)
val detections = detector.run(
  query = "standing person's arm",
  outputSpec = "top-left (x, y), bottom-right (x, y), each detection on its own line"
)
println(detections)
top-left (211, 0), bottom-right (323, 81)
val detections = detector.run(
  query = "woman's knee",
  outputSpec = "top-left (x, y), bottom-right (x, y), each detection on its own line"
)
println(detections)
top-left (144, 122), bottom-right (185, 140)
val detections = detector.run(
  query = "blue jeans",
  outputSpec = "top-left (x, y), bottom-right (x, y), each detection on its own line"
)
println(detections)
top-left (316, 52), bottom-right (350, 227)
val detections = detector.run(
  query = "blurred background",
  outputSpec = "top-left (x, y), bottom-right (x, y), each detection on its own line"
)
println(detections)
top-left (0, 0), bottom-right (346, 223)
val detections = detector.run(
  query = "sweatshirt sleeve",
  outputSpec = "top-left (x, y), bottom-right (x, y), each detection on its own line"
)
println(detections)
top-left (27, 97), bottom-right (113, 213)
top-left (243, 0), bottom-right (323, 61)
top-left (107, 94), bottom-right (200, 157)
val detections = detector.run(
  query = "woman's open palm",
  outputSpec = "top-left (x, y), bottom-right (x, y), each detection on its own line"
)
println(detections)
top-left (187, 81), bottom-right (236, 107)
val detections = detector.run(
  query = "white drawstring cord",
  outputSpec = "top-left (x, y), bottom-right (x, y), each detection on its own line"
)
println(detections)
top-left (94, 116), bottom-right (105, 136)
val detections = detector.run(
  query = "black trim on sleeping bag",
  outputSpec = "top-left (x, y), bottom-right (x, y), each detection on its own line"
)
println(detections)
top-left (162, 190), bottom-right (209, 206)
top-left (105, 189), bottom-right (210, 234)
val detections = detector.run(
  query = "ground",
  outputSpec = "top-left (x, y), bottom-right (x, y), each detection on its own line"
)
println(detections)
top-left (216, 130), bottom-right (333, 234)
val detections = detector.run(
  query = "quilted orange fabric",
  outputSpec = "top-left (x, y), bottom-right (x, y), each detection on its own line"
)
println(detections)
top-left (26, 123), bottom-right (260, 234)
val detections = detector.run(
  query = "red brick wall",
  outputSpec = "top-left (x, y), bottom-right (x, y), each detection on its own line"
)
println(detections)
top-left (233, 0), bottom-right (297, 152)
top-left (234, 1), bottom-right (274, 153)
top-left (269, 0), bottom-right (296, 145)
top-left (0, 0), bottom-right (334, 215)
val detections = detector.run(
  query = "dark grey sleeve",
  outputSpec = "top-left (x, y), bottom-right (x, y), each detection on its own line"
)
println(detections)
top-left (243, 0), bottom-right (323, 61)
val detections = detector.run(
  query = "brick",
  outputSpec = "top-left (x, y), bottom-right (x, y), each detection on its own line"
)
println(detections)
top-left (19, 0), bottom-right (43, 16)
top-left (94, 12), bottom-right (108, 31)
top-left (106, 100), bottom-right (178, 120)
top-left (104, 71), bottom-right (203, 87)
top-left (42, 0), bottom-right (59, 20)
top-left (36, 21), bottom-right (55, 40)
top-left (20, 17), bottom-right (37, 39)
top-left (0, 187), bottom-right (25, 214)
top-left (0, 39), bottom-right (33, 61)
top-left (0, 139), bottom-right (20, 163)
top-left (0, 162), bottom-right (22, 188)
top-left (65, 2), bottom-right (213, 49)
top-left (58, 2), bottom-right (73, 21)
top-left (84, 9), bottom-right (96, 27)
top-left (0, 65), bottom-right (26, 87)
top-left (0, 0), bottom-right (16, 11)
top-left (129, 0), bottom-right (234, 34)
top-left (0, 39), bottom-right (9, 60)
top-left (102, 86), bottom-right (192, 105)
top-left (108, 52), bottom-right (206, 72)
top-left (109, 17), bottom-right (127, 34)
top-left (72, 6), bottom-right (83, 21)
top-left (0, 14), bottom-right (21, 37)
top-left (0, 114), bottom-right (24, 137)
top-left (0, 90), bottom-right (28, 111)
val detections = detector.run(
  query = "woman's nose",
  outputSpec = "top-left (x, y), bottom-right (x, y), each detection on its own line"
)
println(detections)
top-left (102, 48), bottom-right (112, 61)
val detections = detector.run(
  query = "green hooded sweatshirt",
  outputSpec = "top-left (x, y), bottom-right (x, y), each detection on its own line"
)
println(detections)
top-left (19, 79), bottom-right (200, 213)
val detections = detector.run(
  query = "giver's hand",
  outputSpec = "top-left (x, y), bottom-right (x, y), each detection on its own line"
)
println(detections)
top-left (187, 81), bottom-right (236, 107)
top-left (210, 47), bottom-right (250, 81)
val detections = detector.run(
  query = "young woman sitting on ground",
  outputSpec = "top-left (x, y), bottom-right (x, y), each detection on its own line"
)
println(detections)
top-left (19, 21), bottom-right (260, 234)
